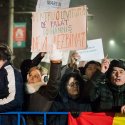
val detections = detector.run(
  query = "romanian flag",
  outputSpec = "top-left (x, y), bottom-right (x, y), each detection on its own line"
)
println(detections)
top-left (68, 112), bottom-right (125, 125)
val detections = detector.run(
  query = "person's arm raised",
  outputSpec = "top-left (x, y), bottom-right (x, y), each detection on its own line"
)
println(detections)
top-left (39, 44), bottom-right (62, 100)
top-left (101, 56), bottom-right (110, 74)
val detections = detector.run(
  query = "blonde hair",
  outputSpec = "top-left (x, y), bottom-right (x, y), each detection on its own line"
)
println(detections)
top-left (28, 66), bottom-right (48, 76)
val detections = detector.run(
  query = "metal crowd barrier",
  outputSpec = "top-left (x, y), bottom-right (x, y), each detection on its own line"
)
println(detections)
top-left (0, 112), bottom-right (68, 125)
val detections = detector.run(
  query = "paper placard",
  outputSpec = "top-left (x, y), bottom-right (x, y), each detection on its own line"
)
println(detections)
top-left (77, 39), bottom-right (104, 61)
top-left (31, 6), bottom-right (87, 52)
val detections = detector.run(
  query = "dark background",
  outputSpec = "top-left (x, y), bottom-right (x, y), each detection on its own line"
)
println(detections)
top-left (0, 0), bottom-right (125, 68)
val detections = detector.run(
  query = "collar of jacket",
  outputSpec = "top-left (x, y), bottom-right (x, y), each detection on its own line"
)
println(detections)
top-left (108, 82), bottom-right (125, 93)
top-left (25, 82), bottom-right (45, 94)
top-left (0, 61), bottom-right (10, 70)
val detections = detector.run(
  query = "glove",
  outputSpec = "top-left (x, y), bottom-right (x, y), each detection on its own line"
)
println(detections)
top-left (49, 44), bottom-right (62, 61)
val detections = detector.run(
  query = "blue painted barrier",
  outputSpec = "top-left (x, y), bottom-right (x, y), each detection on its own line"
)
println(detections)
top-left (0, 112), bottom-right (68, 125)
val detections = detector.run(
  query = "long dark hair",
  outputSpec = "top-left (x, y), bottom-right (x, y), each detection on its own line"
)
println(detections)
top-left (79, 60), bottom-right (101, 76)
top-left (59, 72), bottom-right (84, 100)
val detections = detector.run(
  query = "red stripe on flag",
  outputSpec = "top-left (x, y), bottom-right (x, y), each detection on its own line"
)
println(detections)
top-left (68, 112), bottom-right (115, 125)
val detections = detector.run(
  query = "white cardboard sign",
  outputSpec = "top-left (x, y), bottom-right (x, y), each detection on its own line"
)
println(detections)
top-left (31, 6), bottom-right (87, 52)
top-left (36, 0), bottom-right (70, 11)
top-left (77, 39), bottom-right (104, 61)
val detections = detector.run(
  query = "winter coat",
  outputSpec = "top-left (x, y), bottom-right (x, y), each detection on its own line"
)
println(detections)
top-left (0, 62), bottom-right (23, 112)
top-left (24, 62), bottom-right (61, 112)
top-left (0, 62), bottom-right (24, 125)
top-left (21, 54), bottom-right (61, 125)
top-left (84, 70), bottom-right (125, 112)
top-left (48, 72), bottom-right (92, 125)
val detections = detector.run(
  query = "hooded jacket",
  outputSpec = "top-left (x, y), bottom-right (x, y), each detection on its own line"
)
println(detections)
top-left (48, 72), bottom-right (92, 125)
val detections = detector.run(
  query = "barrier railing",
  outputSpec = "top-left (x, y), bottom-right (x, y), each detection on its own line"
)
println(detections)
top-left (1, 112), bottom-right (125, 125)
top-left (0, 112), bottom-right (68, 125)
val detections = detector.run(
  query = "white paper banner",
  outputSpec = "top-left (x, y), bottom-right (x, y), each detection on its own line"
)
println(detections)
top-left (77, 39), bottom-right (104, 61)
top-left (36, 0), bottom-right (70, 11)
top-left (31, 6), bottom-right (87, 52)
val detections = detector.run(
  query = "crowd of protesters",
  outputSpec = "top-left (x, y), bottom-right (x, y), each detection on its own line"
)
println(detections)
top-left (0, 43), bottom-right (125, 125)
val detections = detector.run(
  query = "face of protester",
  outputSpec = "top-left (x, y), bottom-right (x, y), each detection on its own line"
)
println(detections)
top-left (110, 67), bottom-right (125, 86)
top-left (27, 69), bottom-right (42, 84)
top-left (0, 59), bottom-right (6, 68)
top-left (85, 64), bottom-right (101, 79)
top-left (66, 77), bottom-right (80, 99)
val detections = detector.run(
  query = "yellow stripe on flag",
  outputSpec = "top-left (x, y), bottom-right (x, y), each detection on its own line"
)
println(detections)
top-left (112, 113), bottom-right (125, 125)
top-left (68, 112), bottom-right (125, 125)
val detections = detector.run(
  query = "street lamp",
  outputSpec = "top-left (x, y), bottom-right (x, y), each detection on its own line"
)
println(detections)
top-left (109, 39), bottom-right (115, 46)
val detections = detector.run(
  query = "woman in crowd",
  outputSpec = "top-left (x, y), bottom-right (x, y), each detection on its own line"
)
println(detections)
top-left (24, 66), bottom-right (48, 111)
top-left (22, 45), bottom-right (62, 125)
top-left (48, 72), bottom-right (92, 125)
top-left (20, 52), bottom-right (46, 83)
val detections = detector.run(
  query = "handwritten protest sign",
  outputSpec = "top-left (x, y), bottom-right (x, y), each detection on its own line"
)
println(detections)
top-left (77, 39), bottom-right (104, 61)
top-left (31, 6), bottom-right (87, 52)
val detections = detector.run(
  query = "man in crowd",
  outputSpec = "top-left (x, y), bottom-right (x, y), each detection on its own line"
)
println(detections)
top-left (84, 57), bottom-right (125, 113)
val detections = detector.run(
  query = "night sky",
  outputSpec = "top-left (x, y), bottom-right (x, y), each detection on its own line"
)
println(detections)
top-left (71, 0), bottom-right (125, 59)
top-left (0, 0), bottom-right (125, 62)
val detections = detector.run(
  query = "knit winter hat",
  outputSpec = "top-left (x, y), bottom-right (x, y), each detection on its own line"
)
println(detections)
top-left (110, 59), bottom-right (125, 70)
top-left (106, 59), bottom-right (125, 78)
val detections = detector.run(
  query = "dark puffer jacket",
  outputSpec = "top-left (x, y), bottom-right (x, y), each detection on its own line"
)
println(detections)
top-left (48, 72), bottom-right (92, 125)
top-left (84, 70), bottom-right (125, 112)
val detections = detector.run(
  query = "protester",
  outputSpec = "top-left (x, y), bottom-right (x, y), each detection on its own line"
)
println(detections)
top-left (20, 52), bottom-right (46, 83)
top-left (84, 58), bottom-right (125, 113)
top-left (79, 60), bottom-right (101, 81)
top-left (48, 72), bottom-right (92, 125)
top-left (24, 66), bottom-right (48, 110)
top-left (61, 52), bottom-right (81, 79)
top-left (0, 43), bottom-right (23, 125)
top-left (22, 44), bottom-right (62, 125)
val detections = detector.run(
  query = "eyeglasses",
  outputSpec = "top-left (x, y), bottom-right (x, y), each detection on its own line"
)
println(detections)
top-left (67, 82), bottom-right (79, 87)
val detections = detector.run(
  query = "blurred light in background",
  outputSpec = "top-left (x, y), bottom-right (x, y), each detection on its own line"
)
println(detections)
top-left (109, 39), bottom-right (115, 46)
